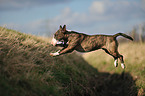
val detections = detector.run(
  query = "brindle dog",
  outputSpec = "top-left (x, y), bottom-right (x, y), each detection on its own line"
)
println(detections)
top-left (50, 25), bottom-right (133, 69)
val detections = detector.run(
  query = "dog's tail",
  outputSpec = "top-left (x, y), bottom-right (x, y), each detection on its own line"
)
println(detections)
top-left (113, 33), bottom-right (133, 41)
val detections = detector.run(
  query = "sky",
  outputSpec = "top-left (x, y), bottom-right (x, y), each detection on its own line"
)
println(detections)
top-left (0, 0), bottom-right (145, 36)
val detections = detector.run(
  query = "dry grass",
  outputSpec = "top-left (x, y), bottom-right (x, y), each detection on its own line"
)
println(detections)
top-left (0, 27), bottom-right (100, 96)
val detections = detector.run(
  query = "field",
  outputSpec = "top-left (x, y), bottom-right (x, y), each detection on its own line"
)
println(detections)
top-left (0, 26), bottom-right (144, 96)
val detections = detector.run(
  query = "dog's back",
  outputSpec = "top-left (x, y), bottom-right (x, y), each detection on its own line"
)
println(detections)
top-left (66, 32), bottom-right (116, 52)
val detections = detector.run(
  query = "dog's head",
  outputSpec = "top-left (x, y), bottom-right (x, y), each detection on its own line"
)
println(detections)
top-left (51, 25), bottom-right (67, 46)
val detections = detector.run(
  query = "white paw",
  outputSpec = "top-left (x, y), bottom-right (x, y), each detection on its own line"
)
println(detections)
top-left (121, 63), bottom-right (125, 69)
top-left (50, 50), bottom-right (60, 57)
top-left (114, 59), bottom-right (118, 67)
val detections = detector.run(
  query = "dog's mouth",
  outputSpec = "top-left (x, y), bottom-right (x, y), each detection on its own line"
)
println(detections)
top-left (51, 37), bottom-right (58, 46)
top-left (51, 37), bottom-right (64, 46)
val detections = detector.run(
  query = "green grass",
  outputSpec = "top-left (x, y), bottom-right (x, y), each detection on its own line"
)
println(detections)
top-left (0, 26), bottom-right (143, 96)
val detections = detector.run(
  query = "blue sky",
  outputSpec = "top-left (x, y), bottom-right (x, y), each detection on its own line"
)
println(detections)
top-left (0, 0), bottom-right (145, 36)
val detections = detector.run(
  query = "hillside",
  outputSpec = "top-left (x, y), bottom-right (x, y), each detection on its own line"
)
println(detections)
top-left (0, 27), bottom-right (141, 96)
top-left (0, 27), bottom-right (97, 96)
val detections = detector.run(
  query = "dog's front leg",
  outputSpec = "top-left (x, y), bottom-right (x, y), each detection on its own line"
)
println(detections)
top-left (50, 45), bottom-right (68, 57)
top-left (50, 46), bottom-right (74, 57)
top-left (50, 50), bottom-right (60, 57)
top-left (59, 46), bottom-right (74, 55)
top-left (58, 39), bottom-right (79, 55)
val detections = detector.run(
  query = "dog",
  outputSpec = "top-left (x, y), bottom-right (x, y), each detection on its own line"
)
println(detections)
top-left (50, 25), bottom-right (133, 69)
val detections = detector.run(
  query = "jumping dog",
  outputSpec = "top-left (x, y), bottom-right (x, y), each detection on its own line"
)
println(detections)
top-left (50, 25), bottom-right (133, 69)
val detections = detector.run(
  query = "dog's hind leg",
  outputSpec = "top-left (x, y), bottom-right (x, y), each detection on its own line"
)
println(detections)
top-left (110, 52), bottom-right (119, 67)
top-left (104, 40), bottom-right (125, 69)
top-left (118, 55), bottom-right (125, 69)
top-left (102, 47), bottom-right (124, 68)
top-left (114, 59), bottom-right (118, 67)
top-left (102, 48), bottom-right (118, 67)
top-left (110, 52), bottom-right (125, 69)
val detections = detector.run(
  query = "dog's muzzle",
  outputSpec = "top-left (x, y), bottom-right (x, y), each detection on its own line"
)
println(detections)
top-left (51, 37), bottom-right (58, 46)
top-left (51, 37), bottom-right (63, 46)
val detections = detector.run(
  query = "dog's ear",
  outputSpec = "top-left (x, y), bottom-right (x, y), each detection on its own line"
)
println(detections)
top-left (62, 25), bottom-right (66, 31)
top-left (60, 25), bottom-right (66, 33)
top-left (59, 25), bottom-right (66, 33)
top-left (60, 25), bottom-right (63, 29)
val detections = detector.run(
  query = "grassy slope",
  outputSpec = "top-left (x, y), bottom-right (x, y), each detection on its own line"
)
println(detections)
top-left (0, 27), bottom-right (99, 96)
top-left (0, 27), bottom-right (141, 96)
top-left (83, 42), bottom-right (145, 96)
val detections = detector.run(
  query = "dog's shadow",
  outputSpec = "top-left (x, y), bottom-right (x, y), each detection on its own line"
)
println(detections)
top-left (91, 71), bottom-right (137, 96)
top-left (77, 56), bottom-right (138, 96)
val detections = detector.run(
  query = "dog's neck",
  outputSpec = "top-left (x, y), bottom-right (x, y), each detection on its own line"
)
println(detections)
top-left (64, 30), bottom-right (72, 39)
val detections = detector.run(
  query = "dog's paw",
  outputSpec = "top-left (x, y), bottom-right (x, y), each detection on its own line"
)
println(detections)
top-left (121, 63), bottom-right (125, 69)
top-left (50, 53), bottom-right (54, 57)
top-left (114, 59), bottom-right (118, 67)
top-left (50, 51), bottom-right (60, 57)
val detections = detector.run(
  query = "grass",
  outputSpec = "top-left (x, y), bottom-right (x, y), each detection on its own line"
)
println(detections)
top-left (0, 26), bottom-right (144, 96)
top-left (83, 42), bottom-right (145, 96)
top-left (0, 26), bottom-right (95, 96)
